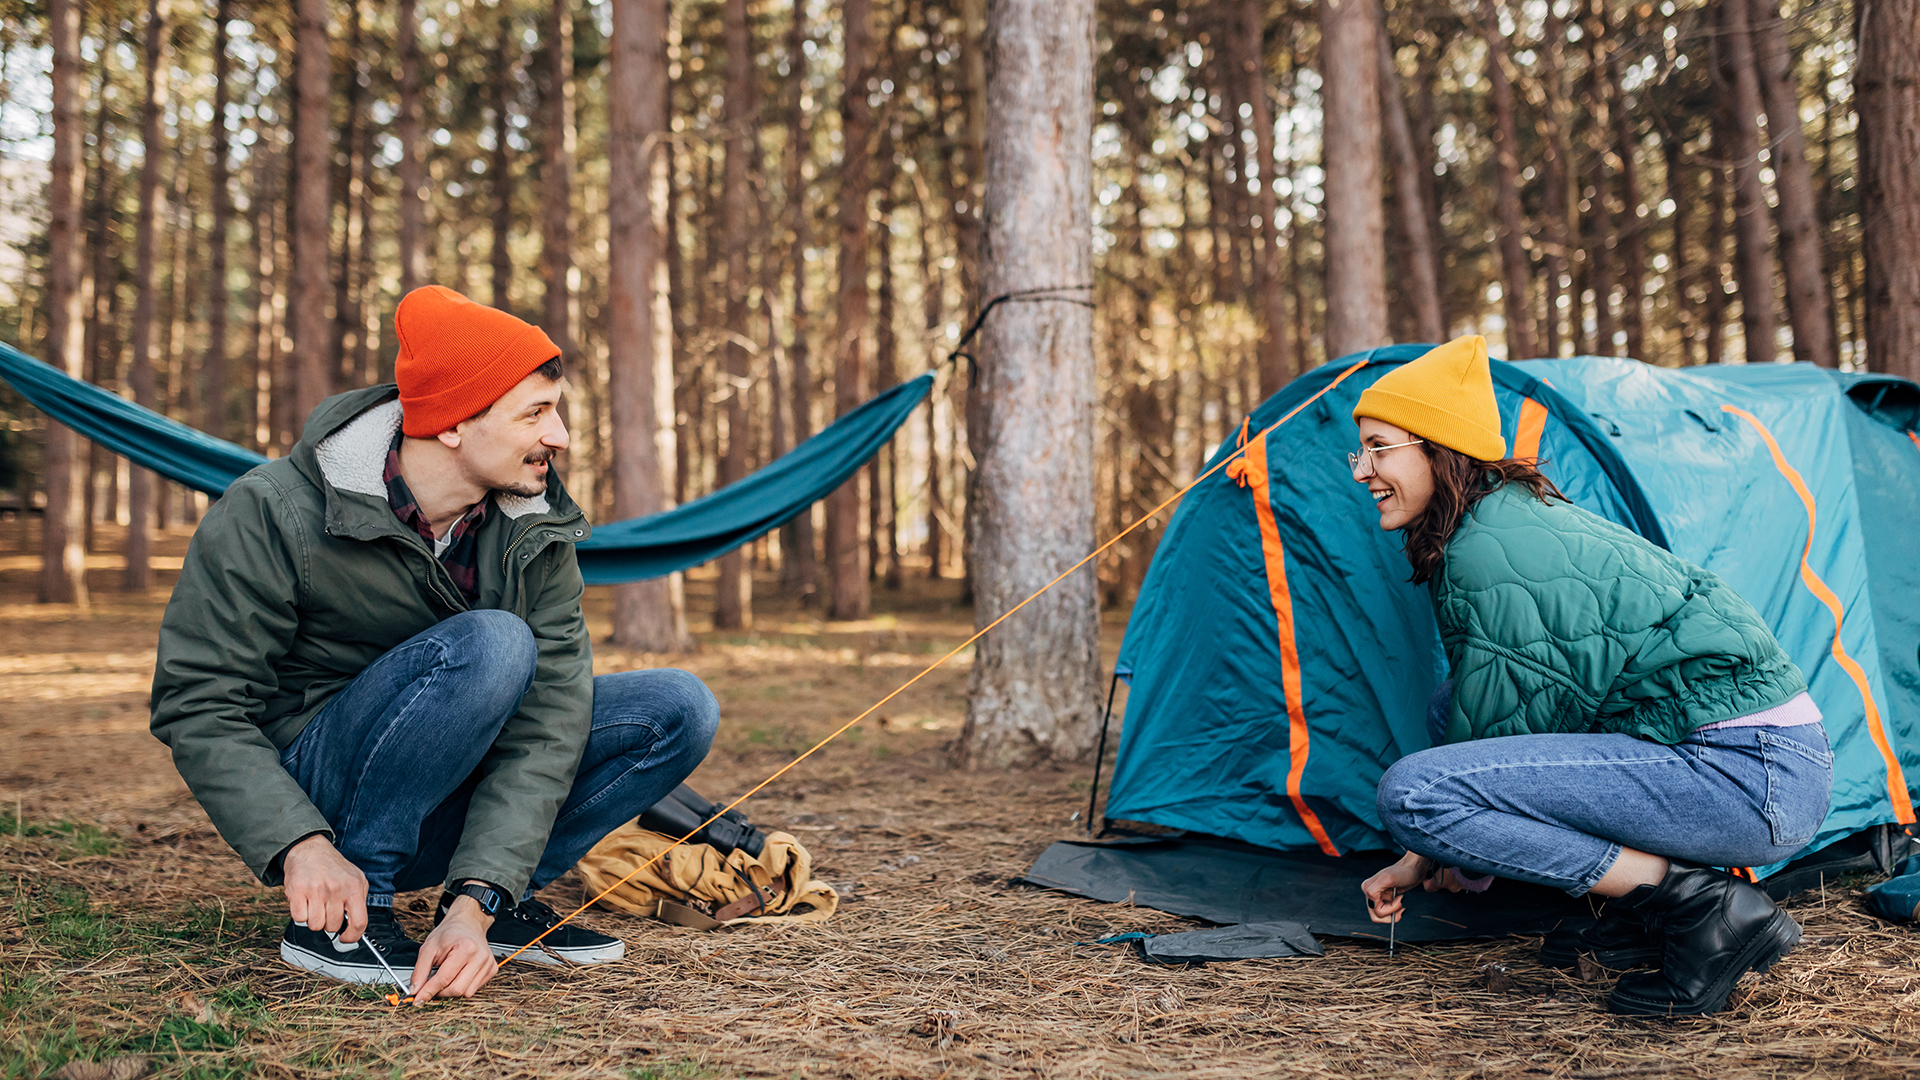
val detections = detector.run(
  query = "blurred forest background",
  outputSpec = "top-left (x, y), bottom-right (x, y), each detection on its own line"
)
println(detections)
top-left (0, 0), bottom-right (1914, 636)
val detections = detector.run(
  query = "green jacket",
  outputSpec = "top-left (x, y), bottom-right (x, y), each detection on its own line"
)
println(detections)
top-left (1434, 483), bottom-right (1805, 745)
top-left (150, 385), bottom-right (594, 897)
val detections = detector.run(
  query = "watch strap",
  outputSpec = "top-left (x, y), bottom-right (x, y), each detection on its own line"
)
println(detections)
top-left (452, 880), bottom-right (507, 917)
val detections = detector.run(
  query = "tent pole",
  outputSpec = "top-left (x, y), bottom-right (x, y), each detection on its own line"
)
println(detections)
top-left (1084, 669), bottom-right (1121, 839)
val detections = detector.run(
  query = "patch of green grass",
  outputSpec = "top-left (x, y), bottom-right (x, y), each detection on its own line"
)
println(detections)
top-left (0, 810), bottom-right (126, 857)
top-left (14, 879), bottom-right (123, 962)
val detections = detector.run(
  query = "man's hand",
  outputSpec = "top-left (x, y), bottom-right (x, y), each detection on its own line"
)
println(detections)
top-left (1361, 851), bottom-right (1435, 924)
top-left (283, 835), bottom-right (368, 943)
top-left (410, 893), bottom-right (497, 1004)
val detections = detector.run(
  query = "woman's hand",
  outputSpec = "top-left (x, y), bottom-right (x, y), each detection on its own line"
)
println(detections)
top-left (1361, 851), bottom-right (1434, 924)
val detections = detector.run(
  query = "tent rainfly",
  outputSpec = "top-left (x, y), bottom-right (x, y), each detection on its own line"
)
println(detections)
top-left (1104, 348), bottom-right (1920, 882)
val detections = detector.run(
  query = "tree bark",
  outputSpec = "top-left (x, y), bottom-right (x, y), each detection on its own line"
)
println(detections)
top-left (781, 0), bottom-right (817, 598)
top-left (1711, 0), bottom-right (1778, 364)
top-left (1536, 6), bottom-right (1572, 357)
top-left (1607, 18), bottom-right (1646, 361)
top-left (1664, 133), bottom-right (1695, 366)
top-left (203, 0), bottom-right (233, 441)
top-left (490, 6), bottom-right (517, 311)
top-left (828, 0), bottom-right (873, 620)
top-left (957, 0), bottom-right (1099, 769)
top-left (290, 0), bottom-right (333, 424)
top-left (1856, 0), bottom-right (1920, 378)
top-left (1479, 0), bottom-right (1534, 359)
top-left (715, 0), bottom-right (754, 629)
top-left (541, 0), bottom-right (574, 358)
top-left (126, 0), bottom-right (169, 591)
top-left (397, 0), bottom-right (427, 296)
top-left (41, 0), bottom-right (88, 607)
top-left (1319, 0), bottom-right (1389, 357)
top-left (1376, 10), bottom-right (1443, 344)
top-left (607, 0), bottom-right (692, 651)
top-left (1237, 0), bottom-right (1295, 395)
top-left (1705, 163), bottom-right (1731, 364)
top-left (1750, 0), bottom-right (1834, 368)
top-left (875, 191), bottom-right (902, 591)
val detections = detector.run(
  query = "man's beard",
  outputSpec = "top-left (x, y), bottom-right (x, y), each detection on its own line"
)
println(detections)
top-left (497, 449), bottom-right (556, 498)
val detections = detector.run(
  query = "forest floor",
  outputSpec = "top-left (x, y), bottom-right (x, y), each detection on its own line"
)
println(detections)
top-left (5, 519), bottom-right (1920, 1079)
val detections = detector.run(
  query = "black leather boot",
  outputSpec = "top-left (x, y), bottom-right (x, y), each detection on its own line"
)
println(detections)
top-left (1537, 906), bottom-right (1661, 971)
top-left (1607, 863), bottom-right (1800, 1016)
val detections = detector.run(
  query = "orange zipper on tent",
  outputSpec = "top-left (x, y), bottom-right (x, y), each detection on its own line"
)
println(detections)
top-left (1513, 397), bottom-right (1549, 460)
top-left (1241, 432), bottom-right (1341, 857)
top-left (1722, 405), bottom-right (1914, 824)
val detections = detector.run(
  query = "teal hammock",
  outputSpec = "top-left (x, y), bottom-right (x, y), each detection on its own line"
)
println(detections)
top-left (0, 339), bottom-right (932, 585)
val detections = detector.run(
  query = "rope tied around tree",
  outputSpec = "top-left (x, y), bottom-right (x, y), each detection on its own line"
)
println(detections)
top-left (943, 284), bottom-right (1097, 378)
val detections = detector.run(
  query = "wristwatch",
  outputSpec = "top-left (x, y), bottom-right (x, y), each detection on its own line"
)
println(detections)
top-left (451, 880), bottom-right (508, 918)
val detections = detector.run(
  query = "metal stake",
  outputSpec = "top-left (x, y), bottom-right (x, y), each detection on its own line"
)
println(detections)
top-left (349, 930), bottom-right (414, 1003)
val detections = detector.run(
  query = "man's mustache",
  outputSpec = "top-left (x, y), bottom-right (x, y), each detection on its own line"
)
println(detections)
top-left (524, 447), bottom-right (558, 465)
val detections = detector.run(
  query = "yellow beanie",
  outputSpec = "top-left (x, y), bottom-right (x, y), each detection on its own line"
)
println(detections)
top-left (1351, 335), bottom-right (1507, 461)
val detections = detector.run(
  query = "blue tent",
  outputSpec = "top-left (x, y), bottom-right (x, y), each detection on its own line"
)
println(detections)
top-left (1105, 347), bottom-right (1920, 878)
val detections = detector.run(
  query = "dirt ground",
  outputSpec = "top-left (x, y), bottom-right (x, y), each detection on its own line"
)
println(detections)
top-left (5, 518), bottom-right (1920, 1079)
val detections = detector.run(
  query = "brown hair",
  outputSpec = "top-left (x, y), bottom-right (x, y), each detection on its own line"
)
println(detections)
top-left (1400, 444), bottom-right (1568, 585)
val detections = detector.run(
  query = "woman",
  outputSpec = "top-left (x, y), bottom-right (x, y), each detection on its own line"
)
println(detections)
top-left (1352, 336), bottom-right (1832, 1017)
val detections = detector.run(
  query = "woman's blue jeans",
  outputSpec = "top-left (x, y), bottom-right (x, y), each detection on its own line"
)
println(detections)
top-left (1380, 680), bottom-right (1834, 895)
top-left (279, 609), bottom-right (720, 903)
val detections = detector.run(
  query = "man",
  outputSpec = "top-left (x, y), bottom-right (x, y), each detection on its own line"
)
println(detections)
top-left (152, 286), bottom-right (717, 1004)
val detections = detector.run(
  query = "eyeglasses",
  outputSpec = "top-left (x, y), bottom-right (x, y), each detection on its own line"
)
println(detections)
top-left (1347, 439), bottom-right (1424, 474)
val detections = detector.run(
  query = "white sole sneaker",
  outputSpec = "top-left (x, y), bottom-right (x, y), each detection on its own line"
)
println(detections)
top-left (280, 940), bottom-right (410, 984)
top-left (489, 936), bottom-right (626, 966)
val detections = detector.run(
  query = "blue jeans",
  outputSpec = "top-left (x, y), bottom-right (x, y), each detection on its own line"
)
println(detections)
top-left (1381, 682), bottom-right (1834, 895)
top-left (279, 609), bottom-right (720, 903)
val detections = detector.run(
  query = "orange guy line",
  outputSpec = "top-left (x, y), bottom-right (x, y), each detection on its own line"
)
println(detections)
top-left (494, 358), bottom-right (1377, 966)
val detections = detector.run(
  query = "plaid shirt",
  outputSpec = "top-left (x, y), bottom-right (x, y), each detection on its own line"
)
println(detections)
top-left (384, 431), bottom-right (487, 601)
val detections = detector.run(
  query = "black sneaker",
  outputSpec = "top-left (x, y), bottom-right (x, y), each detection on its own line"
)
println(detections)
top-left (280, 908), bottom-right (421, 987)
top-left (436, 893), bottom-right (625, 966)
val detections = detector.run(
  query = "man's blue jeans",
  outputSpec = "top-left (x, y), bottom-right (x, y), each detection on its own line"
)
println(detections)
top-left (1383, 681), bottom-right (1833, 895)
top-left (279, 610), bottom-right (719, 904)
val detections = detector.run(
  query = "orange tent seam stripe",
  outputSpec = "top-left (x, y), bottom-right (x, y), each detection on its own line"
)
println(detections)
top-left (1245, 435), bottom-right (1340, 857)
top-left (1720, 405), bottom-right (1914, 823)
top-left (490, 358), bottom-right (1376, 967)
top-left (1514, 397), bottom-right (1549, 460)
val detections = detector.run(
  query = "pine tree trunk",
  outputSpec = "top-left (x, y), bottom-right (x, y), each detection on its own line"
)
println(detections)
top-left (1748, 0), bottom-right (1834, 368)
top-left (876, 192), bottom-right (902, 591)
top-left (125, 0), bottom-right (168, 592)
top-left (41, 0), bottom-right (88, 607)
top-left (1664, 134), bottom-right (1695, 366)
top-left (1712, 0), bottom-right (1778, 364)
top-left (828, 0), bottom-right (872, 620)
top-left (1479, 1), bottom-right (1534, 360)
top-left (607, 0), bottom-right (692, 651)
top-left (290, 0), bottom-right (333, 424)
top-left (1705, 163), bottom-right (1731, 364)
top-left (715, 0), bottom-right (754, 629)
top-left (1235, 0), bottom-right (1294, 395)
top-left (397, 0), bottom-right (427, 296)
top-left (1855, 0), bottom-right (1920, 378)
top-left (1537, 7), bottom-right (1571, 357)
top-left (541, 0), bottom-right (574, 357)
top-left (202, 0), bottom-right (233, 441)
top-left (1319, 0), bottom-right (1389, 357)
top-left (1608, 29), bottom-right (1646, 362)
top-left (490, 8), bottom-right (517, 311)
top-left (957, 0), bottom-right (1099, 770)
top-left (780, 0), bottom-right (817, 598)
top-left (1377, 11), bottom-right (1443, 344)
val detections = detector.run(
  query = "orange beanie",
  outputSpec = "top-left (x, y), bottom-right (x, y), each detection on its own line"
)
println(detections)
top-left (393, 285), bottom-right (561, 437)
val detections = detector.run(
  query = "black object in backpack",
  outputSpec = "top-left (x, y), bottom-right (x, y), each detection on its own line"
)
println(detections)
top-left (637, 783), bottom-right (768, 858)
